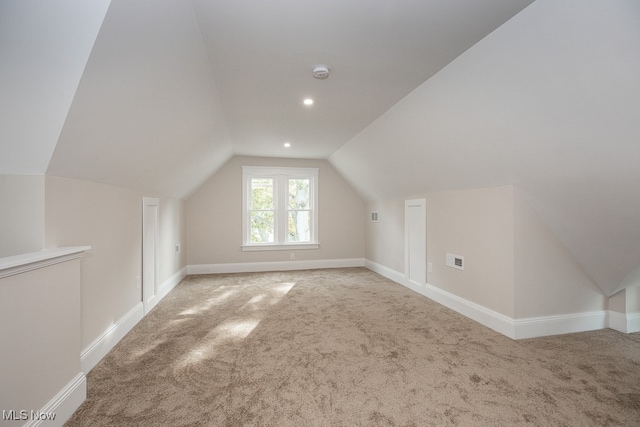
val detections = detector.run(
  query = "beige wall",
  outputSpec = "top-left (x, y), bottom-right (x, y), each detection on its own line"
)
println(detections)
top-left (608, 289), bottom-right (627, 314)
top-left (0, 258), bottom-right (81, 418)
top-left (45, 176), bottom-right (186, 349)
top-left (514, 189), bottom-right (606, 317)
top-left (0, 175), bottom-right (45, 257)
top-left (158, 198), bottom-right (187, 282)
top-left (364, 185), bottom-right (608, 320)
top-left (626, 286), bottom-right (640, 313)
top-left (427, 186), bottom-right (515, 318)
top-left (609, 286), bottom-right (640, 314)
top-left (186, 156), bottom-right (365, 265)
top-left (365, 198), bottom-right (406, 273)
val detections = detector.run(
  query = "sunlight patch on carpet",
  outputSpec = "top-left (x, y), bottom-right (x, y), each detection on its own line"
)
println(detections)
top-left (179, 289), bottom-right (238, 316)
top-left (174, 281), bottom-right (295, 369)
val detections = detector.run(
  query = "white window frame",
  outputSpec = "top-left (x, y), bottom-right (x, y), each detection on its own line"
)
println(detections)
top-left (242, 166), bottom-right (319, 251)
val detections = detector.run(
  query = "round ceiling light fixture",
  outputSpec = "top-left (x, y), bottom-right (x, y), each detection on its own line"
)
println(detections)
top-left (312, 65), bottom-right (330, 80)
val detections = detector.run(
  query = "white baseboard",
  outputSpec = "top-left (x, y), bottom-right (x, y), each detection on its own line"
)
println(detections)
top-left (629, 313), bottom-right (640, 333)
top-left (365, 259), bottom-right (516, 338)
top-left (144, 266), bottom-right (188, 313)
top-left (513, 311), bottom-right (607, 340)
top-left (158, 266), bottom-right (187, 300)
top-left (24, 372), bottom-right (86, 427)
top-left (81, 267), bottom-right (188, 373)
top-left (364, 259), bottom-right (608, 340)
top-left (81, 303), bottom-right (144, 373)
top-left (609, 311), bottom-right (640, 333)
top-left (187, 258), bottom-right (365, 275)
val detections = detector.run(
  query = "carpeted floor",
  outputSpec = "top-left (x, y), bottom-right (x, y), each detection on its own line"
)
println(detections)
top-left (66, 268), bottom-right (640, 426)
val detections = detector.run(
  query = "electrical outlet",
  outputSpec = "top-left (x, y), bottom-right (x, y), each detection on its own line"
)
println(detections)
top-left (428, 262), bottom-right (433, 273)
top-left (135, 276), bottom-right (141, 290)
top-left (175, 243), bottom-right (181, 253)
top-left (290, 253), bottom-right (295, 260)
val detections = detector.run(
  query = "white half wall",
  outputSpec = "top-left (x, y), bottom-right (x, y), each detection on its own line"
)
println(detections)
top-left (0, 248), bottom-right (88, 426)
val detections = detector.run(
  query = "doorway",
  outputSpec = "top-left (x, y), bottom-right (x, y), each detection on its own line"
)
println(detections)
top-left (142, 197), bottom-right (159, 314)
top-left (405, 199), bottom-right (426, 286)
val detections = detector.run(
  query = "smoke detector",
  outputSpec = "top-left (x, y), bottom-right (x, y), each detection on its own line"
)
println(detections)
top-left (312, 65), bottom-right (330, 80)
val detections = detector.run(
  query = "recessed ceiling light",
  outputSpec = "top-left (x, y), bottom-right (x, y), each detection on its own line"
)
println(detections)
top-left (283, 142), bottom-right (291, 148)
top-left (303, 98), bottom-right (314, 106)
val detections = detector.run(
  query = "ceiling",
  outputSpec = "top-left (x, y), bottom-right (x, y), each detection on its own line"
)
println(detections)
top-left (2, 0), bottom-right (640, 297)
top-left (0, 0), bottom-right (530, 196)
top-left (191, 0), bottom-right (535, 159)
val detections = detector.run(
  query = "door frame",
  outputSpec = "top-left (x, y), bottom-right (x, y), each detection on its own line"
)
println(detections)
top-left (142, 197), bottom-right (159, 314)
top-left (405, 198), bottom-right (426, 286)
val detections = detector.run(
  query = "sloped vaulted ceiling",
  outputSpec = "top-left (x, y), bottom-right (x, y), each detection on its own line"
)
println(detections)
top-left (7, 0), bottom-right (532, 199)
top-left (0, 0), bottom-right (111, 174)
top-left (46, 0), bottom-right (232, 198)
top-left (329, 0), bottom-right (640, 296)
top-left (3, 0), bottom-right (638, 296)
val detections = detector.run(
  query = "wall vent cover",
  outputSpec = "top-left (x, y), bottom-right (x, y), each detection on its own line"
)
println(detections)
top-left (371, 211), bottom-right (379, 222)
top-left (446, 253), bottom-right (464, 270)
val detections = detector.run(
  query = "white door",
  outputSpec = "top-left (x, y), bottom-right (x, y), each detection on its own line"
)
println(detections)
top-left (405, 199), bottom-right (426, 286)
top-left (143, 197), bottom-right (159, 314)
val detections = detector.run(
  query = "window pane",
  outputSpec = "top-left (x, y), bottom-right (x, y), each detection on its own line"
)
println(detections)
top-left (251, 211), bottom-right (274, 243)
top-left (288, 179), bottom-right (310, 209)
top-left (251, 178), bottom-right (273, 210)
top-left (288, 210), bottom-right (310, 242)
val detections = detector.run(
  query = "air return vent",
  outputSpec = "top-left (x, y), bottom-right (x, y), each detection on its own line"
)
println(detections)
top-left (371, 211), bottom-right (379, 222)
top-left (446, 253), bottom-right (464, 270)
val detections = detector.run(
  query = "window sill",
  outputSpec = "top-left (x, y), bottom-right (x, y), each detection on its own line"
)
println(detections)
top-left (241, 243), bottom-right (319, 252)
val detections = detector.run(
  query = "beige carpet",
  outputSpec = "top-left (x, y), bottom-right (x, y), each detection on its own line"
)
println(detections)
top-left (66, 268), bottom-right (640, 426)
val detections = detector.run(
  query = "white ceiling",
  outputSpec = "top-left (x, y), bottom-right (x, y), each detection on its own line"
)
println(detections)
top-left (191, 0), bottom-right (534, 159)
top-left (0, 0), bottom-right (110, 174)
top-left (330, 0), bottom-right (640, 296)
top-left (30, 0), bottom-right (531, 195)
top-left (47, 0), bottom-right (232, 197)
top-left (37, 0), bottom-right (533, 196)
top-left (2, 0), bottom-right (639, 296)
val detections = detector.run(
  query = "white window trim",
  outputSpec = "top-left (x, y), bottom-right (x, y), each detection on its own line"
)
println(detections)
top-left (242, 166), bottom-right (319, 251)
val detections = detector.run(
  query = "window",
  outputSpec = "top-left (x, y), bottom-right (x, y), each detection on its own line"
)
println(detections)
top-left (242, 166), bottom-right (318, 250)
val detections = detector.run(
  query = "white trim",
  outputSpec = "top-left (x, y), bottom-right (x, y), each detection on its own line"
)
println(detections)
top-left (242, 166), bottom-right (319, 248)
top-left (365, 258), bottom-right (410, 287)
top-left (187, 258), bottom-right (365, 275)
top-left (609, 311), bottom-right (640, 334)
top-left (241, 243), bottom-right (319, 252)
top-left (0, 246), bottom-right (90, 279)
top-left (24, 372), bottom-right (86, 427)
top-left (404, 198), bottom-right (426, 287)
top-left (156, 267), bottom-right (187, 304)
top-left (627, 313), bottom-right (640, 334)
top-left (629, 313), bottom-right (640, 333)
top-left (365, 259), bottom-right (608, 340)
top-left (513, 311), bottom-right (607, 340)
top-left (81, 303), bottom-right (144, 373)
top-left (365, 259), bottom-right (515, 338)
top-left (81, 267), bottom-right (187, 373)
top-left (608, 310), bottom-right (628, 333)
top-left (142, 197), bottom-right (160, 315)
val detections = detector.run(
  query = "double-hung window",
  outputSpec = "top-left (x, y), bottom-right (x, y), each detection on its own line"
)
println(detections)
top-left (242, 166), bottom-right (318, 250)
